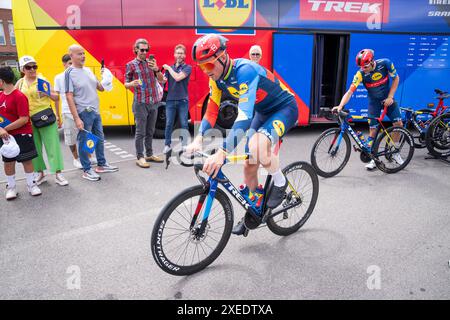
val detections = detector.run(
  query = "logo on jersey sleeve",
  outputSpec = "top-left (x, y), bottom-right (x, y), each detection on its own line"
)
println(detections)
top-left (239, 83), bottom-right (249, 95)
top-left (195, 0), bottom-right (256, 35)
top-left (272, 120), bottom-right (285, 137)
top-left (227, 86), bottom-right (240, 98)
top-left (372, 72), bottom-right (382, 81)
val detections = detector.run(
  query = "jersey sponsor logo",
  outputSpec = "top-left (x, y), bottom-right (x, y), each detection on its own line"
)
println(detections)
top-left (272, 120), bottom-right (285, 137)
top-left (365, 75), bottom-right (388, 88)
top-left (299, 0), bottom-right (390, 23)
top-left (227, 86), bottom-right (240, 98)
top-left (371, 72), bottom-right (383, 81)
top-left (0, 101), bottom-right (6, 109)
top-left (239, 83), bottom-right (249, 95)
top-left (196, 0), bottom-right (256, 35)
top-left (0, 116), bottom-right (5, 123)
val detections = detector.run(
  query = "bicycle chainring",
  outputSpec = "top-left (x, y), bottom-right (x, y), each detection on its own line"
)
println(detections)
top-left (244, 211), bottom-right (261, 230)
top-left (360, 151), bottom-right (371, 163)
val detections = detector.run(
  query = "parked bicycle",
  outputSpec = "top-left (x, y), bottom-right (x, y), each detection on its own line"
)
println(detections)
top-left (151, 145), bottom-right (319, 276)
top-left (400, 88), bottom-right (449, 148)
top-left (425, 110), bottom-right (450, 159)
top-left (310, 105), bottom-right (415, 177)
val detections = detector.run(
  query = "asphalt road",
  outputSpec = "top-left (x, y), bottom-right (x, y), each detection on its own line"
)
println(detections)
top-left (0, 125), bottom-right (449, 300)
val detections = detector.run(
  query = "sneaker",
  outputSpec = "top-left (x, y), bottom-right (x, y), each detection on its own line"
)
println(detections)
top-left (55, 173), bottom-right (69, 186)
top-left (34, 172), bottom-right (46, 186)
top-left (163, 145), bottom-right (172, 154)
top-left (90, 156), bottom-right (98, 165)
top-left (5, 185), bottom-right (17, 201)
top-left (95, 163), bottom-right (119, 173)
top-left (365, 160), bottom-right (377, 171)
top-left (73, 158), bottom-right (83, 169)
top-left (231, 218), bottom-right (249, 237)
top-left (136, 157), bottom-right (150, 168)
top-left (266, 178), bottom-right (288, 209)
top-left (392, 153), bottom-right (404, 165)
top-left (27, 183), bottom-right (42, 196)
top-left (145, 155), bottom-right (164, 163)
top-left (83, 169), bottom-right (101, 181)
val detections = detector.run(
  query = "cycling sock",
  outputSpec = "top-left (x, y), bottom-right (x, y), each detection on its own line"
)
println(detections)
top-left (6, 175), bottom-right (16, 188)
top-left (272, 169), bottom-right (286, 187)
top-left (25, 173), bottom-right (35, 187)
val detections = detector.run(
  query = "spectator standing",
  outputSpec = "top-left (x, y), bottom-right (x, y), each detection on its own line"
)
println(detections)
top-left (54, 54), bottom-right (83, 169)
top-left (125, 38), bottom-right (164, 168)
top-left (162, 44), bottom-right (192, 153)
top-left (16, 56), bottom-right (68, 186)
top-left (0, 66), bottom-right (42, 200)
top-left (65, 44), bottom-right (118, 181)
top-left (249, 45), bottom-right (262, 64)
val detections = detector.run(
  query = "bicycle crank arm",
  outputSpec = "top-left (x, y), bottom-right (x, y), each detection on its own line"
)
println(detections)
top-left (262, 201), bottom-right (302, 223)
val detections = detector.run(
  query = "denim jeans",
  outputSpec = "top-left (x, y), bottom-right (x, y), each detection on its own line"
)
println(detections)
top-left (165, 99), bottom-right (189, 146)
top-left (77, 110), bottom-right (106, 171)
top-left (133, 102), bottom-right (158, 159)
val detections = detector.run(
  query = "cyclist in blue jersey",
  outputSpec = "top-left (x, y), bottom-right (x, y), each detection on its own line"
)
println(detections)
top-left (333, 49), bottom-right (404, 170)
top-left (185, 34), bottom-right (299, 236)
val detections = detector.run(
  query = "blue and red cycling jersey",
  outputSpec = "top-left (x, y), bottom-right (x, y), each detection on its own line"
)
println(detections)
top-left (199, 58), bottom-right (296, 153)
top-left (350, 58), bottom-right (398, 101)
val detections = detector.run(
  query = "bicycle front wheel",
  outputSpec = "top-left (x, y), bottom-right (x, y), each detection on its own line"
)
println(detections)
top-left (151, 185), bottom-right (233, 276)
top-left (311, 128), bottom-right (351, 178)
top-left (373, 126), bottom-right (415, 173)
top-left (266, 161), bottom-right (319, 236)
top-left (426, 113), bottom-right (450, 158)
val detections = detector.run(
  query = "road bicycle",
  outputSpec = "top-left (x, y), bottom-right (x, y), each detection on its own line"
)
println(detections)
top-left (151, 144), bottom-right (319, 276)
top-left (425, 110), bottom-right (450, 159)
top-left (400, 89), bottom-right (449, 148)
top-left (310, 105), bottom-right (415, 177)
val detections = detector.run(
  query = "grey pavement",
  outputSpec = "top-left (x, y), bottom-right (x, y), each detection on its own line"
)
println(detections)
top-left (0, 126), bottom-right (449, 300)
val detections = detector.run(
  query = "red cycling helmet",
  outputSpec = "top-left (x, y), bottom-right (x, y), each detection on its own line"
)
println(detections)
top-left (356, 49), bottom-right (375, 67)
top-left (192, 34), bottom-right (228, 63)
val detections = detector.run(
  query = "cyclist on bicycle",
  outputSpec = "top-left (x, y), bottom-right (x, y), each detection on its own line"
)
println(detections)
top-left (333, 49), bottom-right (404, 170)
top-left (185, 34), bottom-right (299, 236)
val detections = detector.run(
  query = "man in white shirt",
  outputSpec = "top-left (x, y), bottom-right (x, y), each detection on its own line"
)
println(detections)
top-left (54, 54), bottom-right (84, 169)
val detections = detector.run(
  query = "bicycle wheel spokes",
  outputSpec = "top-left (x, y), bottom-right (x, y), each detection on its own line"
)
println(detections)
top-left (161, 195), bottom-right (227, 268)
top-left (152, 186), bottom-right (233, 276)
top-left (266, 161), bottom-right (319, 236)
top-left (375, 127), bottom-right (414, 173)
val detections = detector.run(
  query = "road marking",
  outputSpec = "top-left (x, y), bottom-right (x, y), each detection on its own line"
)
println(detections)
top-left (109, 148), bottom-right (122, 152)
top-left (104, 144), bottom-right (116, 149)
top-left (120, 154), bottom-right (135, 159)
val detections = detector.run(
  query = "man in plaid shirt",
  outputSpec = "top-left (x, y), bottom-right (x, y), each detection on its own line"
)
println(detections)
top-left (125, 38), bottom-right (165, 168)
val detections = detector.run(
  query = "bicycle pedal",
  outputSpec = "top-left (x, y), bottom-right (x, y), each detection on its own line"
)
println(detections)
top-left (353, 145), bottom-right (361, 152)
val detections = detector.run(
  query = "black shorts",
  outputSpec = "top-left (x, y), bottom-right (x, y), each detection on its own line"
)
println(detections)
top-left (0, 133), bottom-right (37, 163)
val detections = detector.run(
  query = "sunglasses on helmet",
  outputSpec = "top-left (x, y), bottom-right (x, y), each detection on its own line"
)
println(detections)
top-left (198, 51), bottom-right (225, 73)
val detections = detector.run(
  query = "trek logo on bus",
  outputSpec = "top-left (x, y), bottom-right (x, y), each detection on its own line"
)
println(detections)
top-left (299, 0), bottom-right (390, 23)
top-left (195, 0), bottom-right (256, 35)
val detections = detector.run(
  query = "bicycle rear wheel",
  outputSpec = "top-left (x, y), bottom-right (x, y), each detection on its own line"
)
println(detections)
top-left (266, 161), bottom-right (319, 236)
top-left (426, 113), bottom-right (450, 158)
top-left (311, 128), bottom-right (351, 178)
top-left (373, 126), bottom-right (415, 173)
top-left (151, 185), bottom-right (233, 276)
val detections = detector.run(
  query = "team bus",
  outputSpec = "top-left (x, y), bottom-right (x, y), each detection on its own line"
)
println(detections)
top-left (12, 0), bottom-right (450, 137)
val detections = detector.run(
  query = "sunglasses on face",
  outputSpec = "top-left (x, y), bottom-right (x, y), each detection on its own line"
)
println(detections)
top-left (251, 53), bottom-right (261, 56)
top-left (198, 51), bottom-right (225, 73)
top-left (24, 65), bottom-right (38, 70)
top-left (362, 62), bottom-right (372, 69)
top-left (139, 48), bottom-right (149, 53)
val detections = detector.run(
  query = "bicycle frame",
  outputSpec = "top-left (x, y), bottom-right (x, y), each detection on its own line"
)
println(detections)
top-left (189, 155), bottom-right (300, 235)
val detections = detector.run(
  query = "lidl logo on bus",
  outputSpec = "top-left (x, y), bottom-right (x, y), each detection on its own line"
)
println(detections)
top-left (372, 72), bottom-right (382, 81)
top-left (299, 0), bottom-right (390, 23)
top-left (196, 0), bottom-right (256, 35)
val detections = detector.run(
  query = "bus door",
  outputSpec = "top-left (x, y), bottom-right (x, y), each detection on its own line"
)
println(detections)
top-left (273, 33), bottom-right (314, 126)
top-left (311, 34), bottom-right (350, 122)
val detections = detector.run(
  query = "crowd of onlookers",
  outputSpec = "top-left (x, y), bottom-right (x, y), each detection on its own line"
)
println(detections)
top-left (0, 39), bottom-right (262, 201)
